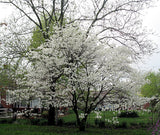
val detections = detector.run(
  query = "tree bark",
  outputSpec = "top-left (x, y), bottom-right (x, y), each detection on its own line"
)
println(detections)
top-left (79, 119), bottom-right (86, 131)
top-left (48, 105), bottom-right (55, 125)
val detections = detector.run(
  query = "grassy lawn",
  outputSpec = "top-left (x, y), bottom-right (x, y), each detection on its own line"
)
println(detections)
top-left (0, 124), bottom-right (151, 135)
top-left (0, 110), bottom-right (154, 135)
top-left (61, 110), bottom-right (152, 128)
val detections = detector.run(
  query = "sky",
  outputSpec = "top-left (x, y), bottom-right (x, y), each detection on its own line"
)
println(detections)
top-left (0, 1), bottom-right (160, 72)
top-left (139, 1), bottom-right (160, 72)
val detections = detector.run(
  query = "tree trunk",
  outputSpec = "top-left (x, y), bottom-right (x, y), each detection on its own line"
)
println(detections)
top-left (48, 105), bottom-right (55, 125)
top-left (79, 121), bottom-right (85, 131)
top-left (79, 118), bottom-right (87, 131)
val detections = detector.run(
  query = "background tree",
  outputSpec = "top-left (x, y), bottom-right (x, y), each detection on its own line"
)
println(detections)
top-left (141, 72), bottom-right (160, 97)
top-left (140, 71), bottom-right (160, 123)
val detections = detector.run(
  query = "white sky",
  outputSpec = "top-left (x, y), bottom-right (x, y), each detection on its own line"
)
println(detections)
top-left (0, 1), bottom-right (160, 72)
top-left (139, 1), bottom-right (160, 72)
top-left (0, 4), bottom-right (13, 20)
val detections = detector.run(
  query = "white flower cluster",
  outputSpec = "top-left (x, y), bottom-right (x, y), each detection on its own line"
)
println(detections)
top-left (105, 116), bottom-right (119, 125)
top-left (5, 25), bottom-right (151, 117)
top-left (79, 113), bottom-right (88, 119)
top-left (95, 111), bottom-right (102, 119)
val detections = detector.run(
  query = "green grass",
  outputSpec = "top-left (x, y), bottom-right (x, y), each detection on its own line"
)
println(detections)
top-left (0, 110), bottom-right (154, 135)
top-left (0, 124), bottom-right (151, 135)
top-left (61, 110), bottom-right (152, 128)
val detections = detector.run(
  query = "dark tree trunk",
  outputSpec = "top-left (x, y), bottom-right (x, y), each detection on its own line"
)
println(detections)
top-left (79, 118), bottom-right (87, 131)
top-left (12, 104), bottom-right (17, 121)
top-left (48, 105), bottom-right (56, 125)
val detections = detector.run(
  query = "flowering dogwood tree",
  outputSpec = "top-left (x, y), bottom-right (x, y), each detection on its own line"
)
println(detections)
top-left (0, 0), bottom-right (156, 129)
top-left (12, 25), bottom-right (145, 131)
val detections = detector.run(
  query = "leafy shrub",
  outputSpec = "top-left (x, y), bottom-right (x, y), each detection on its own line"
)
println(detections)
top-left (0, 118), bottom-right (14, 124)
top-left (98, 120), bottom-right (105, 128)
top-left (57, 118), bottom-right (64, 126)
top-left (64, 121), bottom-right (77, 126)
top-left (67, 109), bottom-right (74, 114)
top-left (118, 111), bottom-right (139, 118)
top-left (30, 119), bottom-right (40, 125)
top-left (139, 122), bottom-right (147, 128)
top-left (30, 119), bottom-right (48, 126)
top-left (41, 111), bottom-right (48, 119)
top-left (16, 119), bottom-right (31, 125)
top-left (0, 119), bottom-right (7, 124)
top-left (94, 118), bottom-right (100, 126)
top-left (94, 119), bottom-right (105, 128)
top-left (39, 119), bottom-right (48, 126)
top-left (130, 122), bottom-right (139, 127)
top-left (6, 119), bottom-right (14, 124)
top-left (117, 122), bottom-right (127, 128)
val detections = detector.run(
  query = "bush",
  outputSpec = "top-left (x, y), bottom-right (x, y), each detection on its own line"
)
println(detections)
top-left (0, 119), bottom-right (7, 124)
top-left (30, 119), bottom-right (40, 125)
top-left (64, 121), bottom-right (77, 126)
top-left (98, 120), bottom-right (105, 128)
top-left (118, 111), bottom-right (139, 118)
top-left (0, 118), bottom-right (14, 124)
top-left (94, 119), bottom-right (105, 128)
top-left (94, 118), bottom-right (100, 126)
top-left (57, 119), bottom-right (64, 126)
top-left (117, 122), bottom-right (127, 128)
top-left (30, 119), bottom-right (49, 126)
top-left (41, 111), bottom-right (48, 119)
top-left (38, 119), bottom-right (48, 126)
top-left (6, 119), bottom-right (14, 124)
top-left (16, 119), bottom-right (31, 125)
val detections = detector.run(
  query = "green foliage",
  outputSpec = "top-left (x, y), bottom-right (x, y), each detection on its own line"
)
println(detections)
top-left (153, 100), bottom-right (160, 118)
top-left (94, 118), bottom-right (106, 128)
top-left (16, 119), bottom-right (31, 125)
top-left (41, 111), bottom-right (48, 119)
top-left (57, 119), bottom-right (64, 126)
top-left (118, 111), bottom-right (139, 118)
top-left (30, 119), bottom-right (40, 125)
top-left (38, 119), bottom-right (48, 126)
top-left (64, 120), bottom-right (77, 126)
top-left (30, 14), bottom-right (67, 49)
top-left (118, 122), bottom-right (128, 128)
top-left (0, 119), bottom-right (14, 124)
top-left (94, 118), bottom-right (99, 126)
top-left (98, 120), bottom-right (105, 128)
top-left (30, 27), bottom-right (46, 49)
top-left (141, 72), bottom-right (160, 97)
top-left (0, 64), bottom-right (17, 90)
top-left (30, 119), bottom-right (48, 126)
